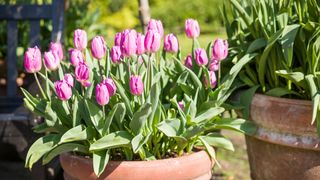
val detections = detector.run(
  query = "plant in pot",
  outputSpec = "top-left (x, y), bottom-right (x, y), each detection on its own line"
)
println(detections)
top-left (223, 0), bottom-right (320, 179)
top-left (22, 19), bottom-right (255, 179)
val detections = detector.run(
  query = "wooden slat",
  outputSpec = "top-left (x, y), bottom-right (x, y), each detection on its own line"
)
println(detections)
top-left (51, 0), bottom-right (64, 42)
top-left (29, 20), bottom-right (40, 47)
top-left (0, 5), bottom-right (52, 20)
top-left (7, 21), bottom-right (18, 97)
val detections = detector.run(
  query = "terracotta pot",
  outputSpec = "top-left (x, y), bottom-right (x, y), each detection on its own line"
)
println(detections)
top-left (60, 150), bottom-right (214, 180)
top-left (246, 94), bottom-right (320, 180)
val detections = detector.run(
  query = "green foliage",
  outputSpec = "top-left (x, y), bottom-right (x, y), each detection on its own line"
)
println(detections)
top-left (225, 0), bottom-right (320, 133)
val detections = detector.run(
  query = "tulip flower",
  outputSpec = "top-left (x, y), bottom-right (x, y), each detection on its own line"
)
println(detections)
top-left (185, 19), bottom-right (200, 38)
top-left (75, 62), bottom-right (90, 87)
top-left (64, 74), bottom-right (74, 87)
top-left (91, 36), bottom-right (107, 59)
top-left (110, 46), bottom-right (122, 64)
top-left (74, 29), bottom-right (87, 51)
top-left (145, 30), bottom-right (161, 53)
top-left (24, 46), bottom-right (42, 73)
top-left (129, 75), bottom-right (144, 96)
top-left (212, 38), bottom-right (228, 61)
top-left (208, 58), bottom-right (219, 71)
top-left (184, 54), bottom-right (192, 69)
top-left (147, 19), bottom-right (164, 37)
top-left (194, 48), bottom-right (208, 66)
top-left (121, 29), bottom-right (137, 57)
top-left (164, 34), bottom-right (179, 53)
top-left (50, 42), bottom-right (64, 61)
top-left (54, 79), bottom-right (72, 101)
top-left (103, 78), bottom-right (117, 96)
top-left (69, 49), bottom-right (84, 66)
top-left (136, 33), bottom-right (146, 55)
top-left (178, 101), bottom-right (185, 110)
top-left (44, 50), bottom-right (60, 71)
top-left (204, 71), bottom-right (217, 88)
top-left (95, 82), bottom-right (110, 106)
top-left (114, 32), bottom-right (122, 46)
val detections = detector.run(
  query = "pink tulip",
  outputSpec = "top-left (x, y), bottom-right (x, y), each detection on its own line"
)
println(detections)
top-left (69, 49), bottom-right (84, 66)
top-left (185, 19), bottom-right (200, 38)
top-left (178, 101), bottom-right (184, 110)
top-left (129, 75), bottom-right (144, 96)
top-left (121, 29), bottom-right (137, 57)
top-left (212, 38), bottom-right (228, 61)
top-left (204, 71), bottom-right (217, 88)
top-left (184, 54), bottom-right (192, 69)
top-left (44, 50), bottom-right (60, 71)
top-left (136, 33), bottom-right (146, 55)
top-left (103, 78), bottom-right (117, 96)
top-left (194, 48), bottom-right (208, 66)
top-left (114, 32), bottom-right (122, 46)
top-left (147, 19), bottom-right (164, 37)
top-left (74, 29), bottom-right (87, 51)
top-left (54, 79), bottom-right (72, 101)
top-left (110, 46), bottom-right (122, 64)
top-left (75, 62), bottom-right (90, 87)
top-left (164, 34), bottom-right (179, 53)
top-left (24, 46), bottom-right (42, 73)
top-left (64, 74), bottom-right (74, 87)
top-left (91, 36), bottom-right (107, 59)
top-left (50, 42), bottom-right (64, 61)
top-left (95, 83), bottom-right (110, 106)
top-left (209, 58), bottom-right (219, 71)
top-left (145, 30), bottom-right (161, 53)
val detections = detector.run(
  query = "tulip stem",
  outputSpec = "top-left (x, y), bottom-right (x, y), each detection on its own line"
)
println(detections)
top-left (34, 73), bottom-right (47, 100)
top-left (218, 61), bottom-right (221, 86)
top-left (98, 60), bottom-right (104, 80)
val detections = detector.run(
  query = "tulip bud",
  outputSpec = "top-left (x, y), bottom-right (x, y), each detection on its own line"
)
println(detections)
top-left (212, 38), bottom-right (228, 61)
top-left (69, 49), bottom-right (84, 66)
top-left (178, 101), bottom-right (185, 110)
top-left (185, 19), bottom-right (200, 38)
top-left (91, 36), bottom-right (107, 59)
top-left (44, 51), bottom-right (60, 71)
top-left (209, 58), bottom-right (219, 71)
top-left (145, 30), bottom-right (161, 53)
top-left (64, 74), bottom-right (74, 87)
top-left (54, 79), bottom-right (72, 101)
top-left (110, 46), bottom-right (122, 64)
top-left (136, 33), bottom-right (146, 55)
top-left (74, 29), bottom-right (87, 51)
top-left (103, 78), bottom-right (117, 96)
top-left (95, 83), bottom-right (110, 106)
top-left (129, 75), bottom-right (144, 96)
top-left (121, 29), bottom-right (137, 57)
top-left (204, 71), bottom-right (217, 88)
top-left (75, 62), bottom-right (90, 86)
top-left (164, 34), bottom-right (179, 53)
top-left (147, 19), bottom-right (164, 37)
top-left (194, 48), bottom-right (208, 66)
top-left (50, 42), bottom-right (64, 61)
top-left (184, 54), bottom-right (192, 69)
top-left (24, 46), bottom-right (42, 73)
top-left (114, 32), bottom-right (122, 46)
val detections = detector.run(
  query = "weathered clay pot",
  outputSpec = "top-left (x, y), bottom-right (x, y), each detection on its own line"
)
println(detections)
top-left (246, 94), bottom-right (320, 180)
top-left (60, 150), bottom-right (214, 180)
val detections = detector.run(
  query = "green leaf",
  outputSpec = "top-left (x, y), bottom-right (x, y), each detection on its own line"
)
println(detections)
top-left (214, 118), bottom-right (257, 135)
top-left (247, 38), bottom-right (267, 53)
top-left (113, 103), bottom-right (126, 130)
top-left (238, 86), bottom-right (259, 119)
top-left (42, 143), bottom-right (89, 165)
top-left (193, 107), bottom-right (225, 123)
top-left (305, 75), bottom-right (320, 124)
top-left (266, 87), bottom-right (302, 97)
top-left (60, 125), bottom-right (93, 144)
top-left (201, 133), bottom-right (234, 151)
top-left (276, 70), bottom-right (307, 89)
top-left (72, 96), bottom-right (81, 127)
top-left (198, 136), bottom-right (220, 167)
top-left (84, 99), bottom-right (104, 135)
top-left (112, 76), bottom-right (133, 117)
top-left (93, 150), bottom-right (110, 177)
top-left (158, 119), bottom-right (181, 137)
top-left (146, 83), bottom-right (161, 131)
top-left (90, 131), bottom-right (133, 151)
top-left (25, 134), bottom-right (62, 169)
top-left (131, 132), bottom-right (151, 153)
top-left (129, 103), bottom-right (152, 134)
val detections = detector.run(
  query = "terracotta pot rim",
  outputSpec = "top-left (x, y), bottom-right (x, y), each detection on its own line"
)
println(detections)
top-left (254, 93), bottom-right (312, 106)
